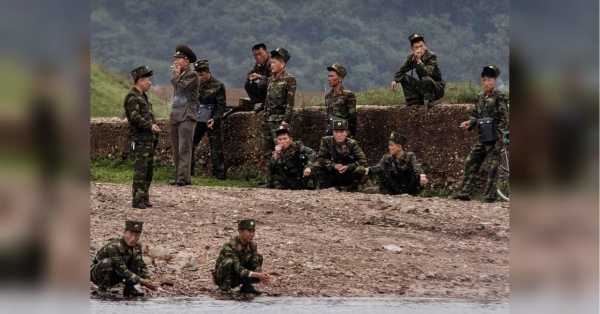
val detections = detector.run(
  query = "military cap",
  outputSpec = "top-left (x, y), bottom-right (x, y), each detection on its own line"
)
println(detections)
top-left (408, 33), bottom-right (424, 44)
top-left (193, 59), bottom-right (210, 72)
top-left (125, 220), bottom-right (143, 233)
top-left (252, 43), bottom-right (267, 51)
top-left (130, 65), bottom-right (153, 81)
top-left (275, 123), bottom-right (292, 136)
top-left (173, 44), bottom-right (197, 63)
top-left (332, 119), bottom-right (348, 130)
top-left (270, 47), bottom-right (291, 63)
top-left (481, 64), bottom-right (500, 78)
top-left (238, 219), bottom-right (256, 230)
top-left (327, 63), bottom-right (347, 79)
top-left (389, 132), bottom-right (407, 146)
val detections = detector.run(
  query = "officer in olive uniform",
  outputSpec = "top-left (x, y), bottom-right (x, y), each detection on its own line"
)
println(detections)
top-left (91, 220), bottom-right (158, 297)
top-left (245, 43), bottom-right (273, 106)
top-left (391, 33), bottom-right (445, 108)
top-left (314, 119), bottom-right (367, 192)
top-left (366, 132), bottom-right (429, 195)
top-left (324, 63), bottom-right (357, 137)
top-left (191, 60), bottom-right (227, 180)
top-left (124, 65), bottom-right (161, 209)
top-left (213, 219), bottom-right (271, 295)
top-left (451, 65), bottom-right (508, 203)
top-left (268, 124), bottom-right (317, 190)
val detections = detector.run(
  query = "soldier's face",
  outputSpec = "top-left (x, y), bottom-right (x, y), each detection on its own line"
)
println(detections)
top-left (333, 129), bottom-right (348, 143)
top-left (239, 229), bottom-right (255, 244)
top-left (138, 76), bottom-right (152, 92)
top-left (277, 134), bottom-right (293, 150)
top-left (481, 76), bottom-right (496, 93)
top-left (173, 57), bottom-right (189, 69)
top-left (388, 141), bottom-right (403, 156)
top-left (197, 70), bottom-right (211, 84)
top-left (123, 230), bottom-right (141, 247)
top-left (271, 57), bottom-right (285, 75)
top-left (253, 48), bottom-right (268, 64)
top-left (328, 71), bottom-right (342, 88)
top-left (411, 41), bottom-right (426, 54)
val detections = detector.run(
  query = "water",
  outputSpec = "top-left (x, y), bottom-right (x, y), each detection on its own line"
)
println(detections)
top-left (91, 297), bottom-right (509, 313)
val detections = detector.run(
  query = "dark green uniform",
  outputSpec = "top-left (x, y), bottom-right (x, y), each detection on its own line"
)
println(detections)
top-left (124, 86), bottom-right (156, 207)
top-left (269, 141), bottom-right (317, 190)
top-left (212, 236), bottom-right (263, 291)
top-left (261, 70), bottom-right (297, 159)
top-left (90, 237), bottom-right (150, 290)
top-left (244, 55), bottom-right (272, 105)
top-left (192, 75), bottom-right (226, 179)
top-left (315, 136), bottom-right (367, 191)
top-left (325, 85), bottom-right (357, 137)
top-left (393, 50), bottom-right (445, 104)
top-left (369, 153), bottom-right (424, 195)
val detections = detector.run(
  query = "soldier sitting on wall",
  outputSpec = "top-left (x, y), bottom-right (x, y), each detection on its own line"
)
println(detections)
top-left (267, 124), bottom-right (317, 190)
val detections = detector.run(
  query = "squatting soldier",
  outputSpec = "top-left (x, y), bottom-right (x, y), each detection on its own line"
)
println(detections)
top-left (391, 33), bottom-right (445, 108)
top-left (365, 132), bottom-right (429, 195)
top-left (191, 60), bottom-right (227, 180)
top-left (213, 219), bottom-right (271, 295)
top-left (268, 124), bottom-right (317, 190)
top-left (324, 63), bottom-right (357, 137)
top-left (90, 220), bottom-right (158, 297)
top-left (170, 44), bottom-right (199, 186)
top-left (451, 65), bottom-right (508, 203)
top-left (245, 43), bottom-right (273, 108)
top-left (259, 47), bottom-right (296, 188)
top-left (124, 65), bottom-right (161, 209)
top-left (314, 119), bottom-right (367, 192)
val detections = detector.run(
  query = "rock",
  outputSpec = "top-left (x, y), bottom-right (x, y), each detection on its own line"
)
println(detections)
top-left (90, 246), bottom-right (96, 251)
top-left (478, 275), bottom-right (490, 282)
top-left (417, 274), bottom-right (427, 280)
top-left (426, 271), bottom-right (436, 278)
top-left (147, 246), bottom-right (172, 261)
top-left (161, 278), bottom-right (175, 286)
top-left (383, 245), bottom-right (403, 253)
top-left (269, 270), bottom-right (282, 276)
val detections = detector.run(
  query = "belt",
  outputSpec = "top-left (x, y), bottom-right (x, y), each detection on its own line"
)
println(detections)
top-left (268, 108), bottom-right (285, 114)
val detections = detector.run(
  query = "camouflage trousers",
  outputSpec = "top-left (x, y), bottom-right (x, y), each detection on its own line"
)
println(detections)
top-left (377, 170), bottom-right (421, 196)
top-left (192, 121), bottom-right (226, 179)
top-left (315, 165), bottom-right (365, 192)
top-left (457, 140), bottom-right (501, 200)
top-left (398, 75), bottom-right (445, 102)
top-left (244, 79), bottom-right (268, 105)
top-left (130, 140), bottom-right (154, 206)
top-left (90, 258), bottom-right (143, 290)
top-left (212, 255), bottom-right (263, 290)
top-left (260, 120), bottom-right (283, 159)
top-left (270, 168), bottom-right (316, 190)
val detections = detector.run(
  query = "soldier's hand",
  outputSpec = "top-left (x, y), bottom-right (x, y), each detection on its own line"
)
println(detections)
top-left (391, 81), bottom-right (397, 92)
top-left (172, 64), bottom-right (180, 76)
top-left (151, 124), bottom-right (161, 134)
top-left (364, 167), bottom-right (369, 176)
top-left (303, 168), bottom-right (312, 177)
top-left (460, 121), bottom-right (470, 130)
top-left (207, 119), bottom-right (214, 129)
top-left (249, 73), bottom-right (259, 81)
top-left (419, 174), bottom-right (428, 186)
top-left (140, 278), bottom-right (158, 291)
top-left (253, 272), bottom-right (271, 285)
top-left (339, 165), bottom-right (348, 174)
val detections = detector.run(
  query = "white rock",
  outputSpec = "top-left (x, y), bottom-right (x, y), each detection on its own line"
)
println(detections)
top-left (383, 245), bottom-right (403, 253)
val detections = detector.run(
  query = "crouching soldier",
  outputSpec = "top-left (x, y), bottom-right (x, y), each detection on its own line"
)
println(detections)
top-left (90, 220), bottom-right (158, 297)
top-left (268, 124), bottom-right (317, 190)
top-left (213, 219), bottom-right (271, 295)
top-left (365, 132), bottom-right (428, 195)
top-left (314, 119), bottom-right (367, 192)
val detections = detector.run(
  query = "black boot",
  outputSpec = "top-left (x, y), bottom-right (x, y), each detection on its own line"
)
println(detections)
top-left (123, 284), bottom-right (145, 297)
top-left (239, 283), bottom-right (262, 295)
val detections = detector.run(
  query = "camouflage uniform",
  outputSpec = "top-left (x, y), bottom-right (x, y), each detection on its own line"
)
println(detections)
top-left (325, 85), bottom-right (357, 137)
top-left (212, 235), bottom-right (263, 291)
top-left (124, 79), bottom-right (156, 208)
top-left (315, 133), bottom-right (367, 192)
top-left (456, 87), bottom-right (508, 200)
top-left (244, 55), bottom-right (272, 105)
top-left (269, 141), bottom-right (317, 190)
top-left (192, 71), bottom-right (226, 179)
top-left (261, 69), bottom-right (296, 159)
top-left (369, 153), bottom-right (424, 195)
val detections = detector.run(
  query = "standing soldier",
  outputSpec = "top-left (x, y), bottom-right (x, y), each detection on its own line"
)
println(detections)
top-left (365, 132), bottom-right (429, 195)
top-left (213, 219), bottom-right (271, 295)
top-left (260, 47), bottom-right (296, 188)
top-left (170, 44), bottom-right (199, 186)
top-left (314, 119), bottom-right (367, 192)
top-left (244, 43), bottom-right (272, 109)
top-left (191, 60), bottom-right (227, 180)
top-left (268, 124), bottom-right (317, 190)
top-left (324, 63), bottom-right (357, 137)
top-left (90, 220), bottom-right (158, 297)
top-left (124, 65), bottom-right (161, 209)
top-left (451, 65), bottom-right (508, 203)
top-left (391, 33), bottom-right (445, 108)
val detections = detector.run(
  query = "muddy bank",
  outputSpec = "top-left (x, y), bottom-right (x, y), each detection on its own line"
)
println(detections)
top-left (90, 182), bottom-right (509, 299)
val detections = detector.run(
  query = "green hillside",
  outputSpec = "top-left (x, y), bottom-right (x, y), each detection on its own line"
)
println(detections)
top-left (91, 62), bottom-right (168, 118)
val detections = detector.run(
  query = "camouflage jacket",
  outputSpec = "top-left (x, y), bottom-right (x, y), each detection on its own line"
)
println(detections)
top-left (369, 152), bottom-right (424, 177)
top-left (170, 67), bottom-right (199, 124)
top-left (214, 236), bottom-right (259, 278)
top-left (247, 56), bottom-right (273, 82)
top-left (264, 70), bottom-right (296, 123)
top-left (124, 87), bottom-right (156, 142)
top-left (199, 76), bottom-right (226, 121)
top-left (325, 85), bottom-right (357, 136)
top-left (92, 237), bottom-right (150, 283)
top-left (316, 136), bottom-right (367, 172)
top-left (269, 141), bottom-right (317, 177)
top-left (467, 89), bottom-right (509, 138)
top-left (393, 50), bottom-right (445, 84)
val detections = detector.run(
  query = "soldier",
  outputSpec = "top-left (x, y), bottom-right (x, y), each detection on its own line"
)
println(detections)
top-left (244, 43), bottom-right (272, 108)
top-left (213, 219), bottom-right (271, 295)
top-left (324, 63), bottom-right (357, 137)
top-left (170, 44), bottom-right (199, 186)
top-left (268, 124), bottom-right (317, 190)
top-left (90, 220), bottom-right (158, 297)
top-left (365, 132), bottom-right (429, 195)
top-left (391, 33), bottom-right (445, 108)
top-left (124, 65), bottom-right (161, 209)
top-left (314, 119), bottom-right (367, 192)
top-left (451, 65), bottom-right (508, 203)
top-left (191, 60), bottom-right (227, 180)
top-left (259, 47), bottom-right (296, 188)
